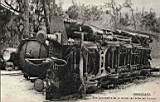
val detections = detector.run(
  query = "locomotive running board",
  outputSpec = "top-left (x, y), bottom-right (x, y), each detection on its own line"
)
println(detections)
top-left (88, 73), bottom-right (108, 80)
top-left (89, 73), bottom-right (118, 81)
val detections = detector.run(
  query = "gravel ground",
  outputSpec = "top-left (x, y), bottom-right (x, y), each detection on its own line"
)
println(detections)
top-left (151, 58), bottom-right (160, 68)
top-left (1, 71), bottom-right (45, 102)
top-left (1, 58), bottom-right (160, 102)
top-left (77, 77), bottom-right (160, 102)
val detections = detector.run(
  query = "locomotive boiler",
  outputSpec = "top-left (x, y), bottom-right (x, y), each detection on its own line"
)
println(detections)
top-left (17, 39), bottom-right (49, 79)
top-left (17, 18), bottom-right (153, 100)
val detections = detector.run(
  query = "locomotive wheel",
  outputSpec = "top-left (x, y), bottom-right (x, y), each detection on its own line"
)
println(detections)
top-left (79, 80), bottom-right (98, 94)
top-left (34, 79), bottom-right (44, 92)
top-left (79, 48), bottom-right (99, 96)
top-left (86, 83), bottom-right (98, 94)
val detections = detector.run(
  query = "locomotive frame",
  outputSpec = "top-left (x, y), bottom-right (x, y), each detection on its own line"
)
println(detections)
top-left (17, 19), bottom-right (153, 100)
top-left (45, 25), bottom-right (152, 99)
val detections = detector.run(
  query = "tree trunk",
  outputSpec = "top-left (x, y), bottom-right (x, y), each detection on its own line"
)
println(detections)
top-left (42, 0), bottom-right (50, 33)
top-left (23, 0), bottom-right (30, 39)
top-left (42, 0), bottom-right (56, 33)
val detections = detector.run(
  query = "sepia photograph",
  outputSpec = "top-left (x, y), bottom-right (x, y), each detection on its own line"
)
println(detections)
top-left (0, 0), bottom-right (160, 102)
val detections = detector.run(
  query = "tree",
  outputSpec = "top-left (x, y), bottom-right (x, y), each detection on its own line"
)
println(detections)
top-left (104, 0), bottom-right (122, 30)
top-left (66, 4), bottom-right (102, 23)
top-left (66, 5), bottom-right (79, 20)
top-left (123, 0), bottom-right (137, 30)
top-left (119, 13), bottom-right (130, 26)
top-left (3, 0), bottom-right (62, 37)
top-left (0, 5), bottom-right (13, 44)
top-left (23, 0), bottom-right (29, 38)
top-left (141, 11), bottom-right (160, 32)
top-left (4, 0), bottom-right (30, 39)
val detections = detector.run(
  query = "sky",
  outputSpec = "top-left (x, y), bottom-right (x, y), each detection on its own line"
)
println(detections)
top-left (56, 0), bottom-right (160, 16)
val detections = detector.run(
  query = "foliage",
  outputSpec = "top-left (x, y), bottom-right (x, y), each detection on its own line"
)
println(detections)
top-left (103, 0), bottom-right (160, 33)
top-left (0, 5), bottom-right (14, 44)
top-left (2, 0), bottom-right (63, 41)
top-left (119, 13), bottom-right (130, 26)
top-left (66, 4), bottom-right (103, 22)
top-left (66, 5), bottom-right (79, 20)
top-left (104, 0), bottom-right (122, 30)
top-left (140, 11), bottom-right (160, 32)
top-left (0, 0), bottom-right (160, 48)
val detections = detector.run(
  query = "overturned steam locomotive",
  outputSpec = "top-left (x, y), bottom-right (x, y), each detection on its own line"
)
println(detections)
top-left (17, 17), bottom-right (153, 100)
